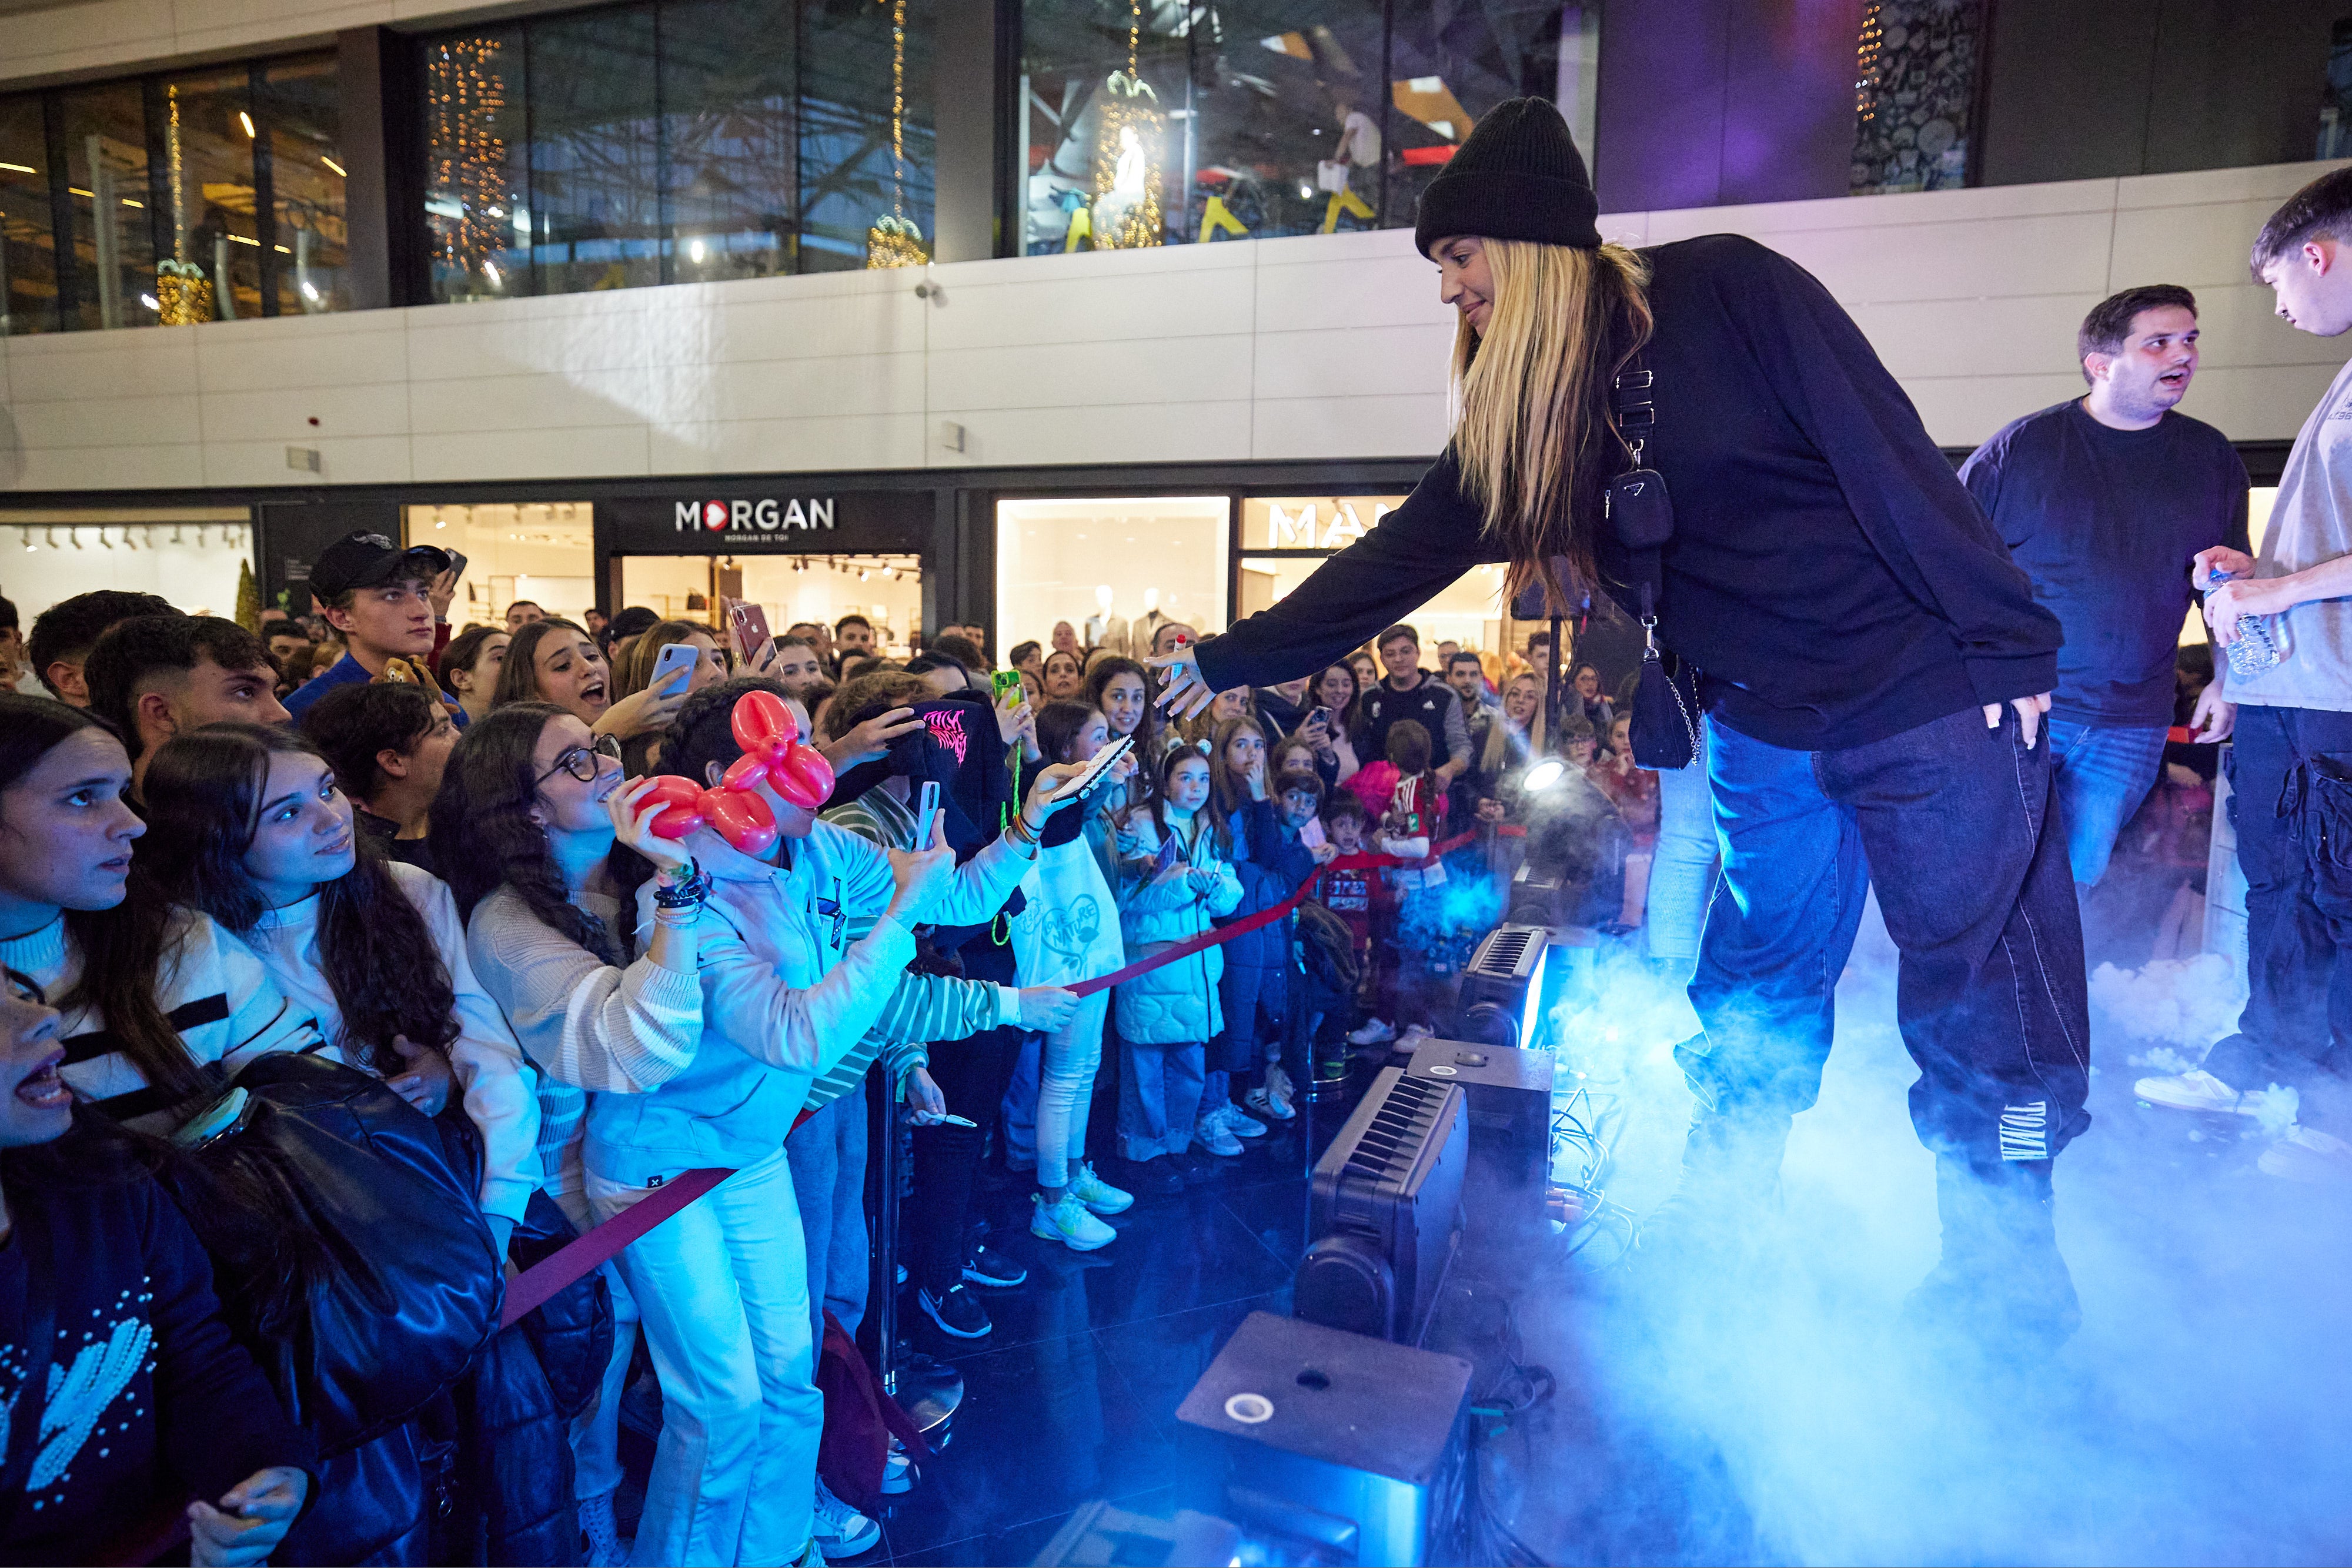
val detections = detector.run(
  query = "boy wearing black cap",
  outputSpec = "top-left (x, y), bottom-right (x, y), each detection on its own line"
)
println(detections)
top-left (1162, 96), bottom-right (2086, 1348)
top-left (283, 530), bottom-right (456, 723)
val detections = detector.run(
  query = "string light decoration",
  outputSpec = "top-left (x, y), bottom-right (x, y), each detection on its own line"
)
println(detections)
top-left (1853, 2), bottom-right (1883, 121)
top-left (429, 38), bottom-right (510, 289)
top-left (865, 0), bottom-right (929, 269)
top-left (1089, 0), bottom-right (1164, 249)
top-left (154, 84), bottom-right (215, 325)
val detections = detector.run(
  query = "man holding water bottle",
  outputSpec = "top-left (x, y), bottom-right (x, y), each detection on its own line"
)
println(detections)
top-left (2134, 168), bottom-right (2352, 1176)
top-left (1959, 285), bottom-right (2249, 890)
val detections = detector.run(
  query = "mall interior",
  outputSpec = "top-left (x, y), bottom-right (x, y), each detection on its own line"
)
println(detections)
top-left (1, 1), bottom-right (2350, 1565)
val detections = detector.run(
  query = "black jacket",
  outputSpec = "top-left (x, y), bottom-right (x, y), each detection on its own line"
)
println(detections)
top-left (1196, 235), bottom-right (2060, 753)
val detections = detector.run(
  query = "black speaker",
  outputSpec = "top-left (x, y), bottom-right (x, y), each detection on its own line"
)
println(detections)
top-left (1298, 1067), bottom-right (1465, 1345)
top-left (1177, 1310), bottom-right (1472, 1567)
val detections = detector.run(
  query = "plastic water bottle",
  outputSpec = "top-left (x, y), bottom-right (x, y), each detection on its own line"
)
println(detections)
top-left (2210, 569), bottom-right (2294, 680)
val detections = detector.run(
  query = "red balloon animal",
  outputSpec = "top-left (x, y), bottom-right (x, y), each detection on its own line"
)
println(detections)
top-left (642, 689), bottom-right (837, 857)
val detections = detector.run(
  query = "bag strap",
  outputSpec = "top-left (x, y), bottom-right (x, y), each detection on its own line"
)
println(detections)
top-left (1611, 349), bottom-right (1666, 628)
top-left (0, 1206), bottom-right (60, 1526)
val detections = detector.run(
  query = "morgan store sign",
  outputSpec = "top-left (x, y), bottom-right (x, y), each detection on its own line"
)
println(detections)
top-left (602, 490), bottom-right (933, 554)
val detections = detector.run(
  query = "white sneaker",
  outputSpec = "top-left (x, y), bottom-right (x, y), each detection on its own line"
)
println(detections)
top-left (579, 1487), bottom-right (630, 1568)
top-left (1265, 1067), bottom-right (1297, 1118)
top-left (1031, 1190), bottom-right (1118, 1251)
top-left (1194, 1113), bottom-right (1244, 1156)
top-left (1215, 1101), bottom-right (1268, 1139)
top-left (1397, 1023), bottom-right (1434, 1048)
top-left (882, 1441), bottom-right (913, 1495)
top-left (2258, 1125), bottom-right (2352, 1183)
top-left (1347, 1018), bottom-right (1396, 1046)
top-left (1068, 1161), bottom-right (1135, 1215)
top-left (811, 1475), bottom-right (882, 1560)
top-left (1245, 1085), bottom-right (1295, 1122)
top-left (2134, 1068), bottom-right (2256, 1115)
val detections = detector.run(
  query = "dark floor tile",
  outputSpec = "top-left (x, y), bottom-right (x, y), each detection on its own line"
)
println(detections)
top-left (878, 1330), bottom-right (1175, 1554)
top-left (951, 1189), bottom-right (1300, 1355)
top-left (891, 1488), bottom-right (1188, 1567)
top-left (1215, 1173), bottom-right (1312, 1265)
top-left (1091, 1290), bottom-right (1291, 1432)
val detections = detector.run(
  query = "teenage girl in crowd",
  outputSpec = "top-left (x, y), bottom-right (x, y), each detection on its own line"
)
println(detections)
top-left (1019, 700), bottom-right (1139, 1251)
top-left (493, 617), bottom-right (689, 757)
top-left (138, 723), bottom-right (574, 1563)
top-left (440, 624), bottom-right (510, 728)
top-left (1112, 743), bottom-right (1241, 1192)
top-left (432, 703), bottom-right (713, 1567)
top-left (614, 677), bottom-right (1087, 1563)
top-left (0, 697), bottom-right (322, 1131)
top-left (0, 969), bottom-right (312, 1568)
top-left (1209, 716), bottom-right (1321, 1134)
top-left (135, 726), bottom-right (539, 1256)
top-left (607, 620), bottom-right (728, 775)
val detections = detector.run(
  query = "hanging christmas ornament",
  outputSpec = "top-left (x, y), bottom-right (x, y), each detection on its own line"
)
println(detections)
top-left (865, 0), bottom-right (930, 269)
top-left (154, 85), bottom-right (215, 325)
top-left (1089, 0), bottom-right (1164, 250)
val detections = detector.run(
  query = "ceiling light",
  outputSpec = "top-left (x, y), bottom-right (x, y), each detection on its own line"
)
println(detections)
top-left (0, 162), bottom-right (32, 173)
top-left (483, 260), bottom-right (501, 285)
top-left (19, 529), bottom-right (31, 551)
top-left (688, 238), bottom-right (705, 263)
top-left (140, 293), bottom-right (159, 310)
top-left (322, 155), bottom-right (345, 176)
top-left (238, 111), bottom-right (255, 138)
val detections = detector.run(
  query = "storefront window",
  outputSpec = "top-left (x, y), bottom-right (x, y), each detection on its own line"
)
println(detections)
top-left (406, 502), bottom-right (596, 628)
top-left (260, 55), bottom-right (349, 313)
top-left (1240, 493), bottom-right (1509, 653)
top-left (801, 0), bottom-right (936, 270)
top-left (419, 0), bottom-right (932, 295)
top-left (533, 5), bottom-right (666, 295)
top-left (0, 96), bottom-right (58, 335)
top-left (663, 0), bottom-right (798, 283)
top-left (57, 81), bottom-right (156, 332)
top-left (1, 511), bottom-right (253, 620)
top-left (1382, 1), bottom-right (1598, 226)
top-left (996, 496), bottom-right (1228, 657)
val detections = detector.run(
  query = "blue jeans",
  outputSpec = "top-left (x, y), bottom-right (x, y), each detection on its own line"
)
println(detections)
top-left (2206, 704), bottom-right (2352, 1112)
top-left (784, 1078), bottom-right (868, 1343)
top-left (2044, 718), bottom-right (2169, 886)
top-left (1687, 706), bottom-right (2091, 1167)
top-left (1645, 741), bottom-right (1719, 967)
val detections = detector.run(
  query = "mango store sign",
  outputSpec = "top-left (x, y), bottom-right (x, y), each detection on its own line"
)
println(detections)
top-left (1243, 496), bottom-right (1404, 551)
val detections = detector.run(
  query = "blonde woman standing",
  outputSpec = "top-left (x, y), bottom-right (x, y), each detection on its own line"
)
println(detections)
top-left (1158, 98), bottom-right (2086, 1348)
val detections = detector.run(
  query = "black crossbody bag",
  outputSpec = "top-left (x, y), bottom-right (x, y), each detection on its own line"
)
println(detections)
top-left (1608, 356), bottom-right (1703, 770)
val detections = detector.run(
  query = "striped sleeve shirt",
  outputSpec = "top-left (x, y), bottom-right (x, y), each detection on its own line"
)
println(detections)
top-left (808, 788), bottom-right (1021, 1118)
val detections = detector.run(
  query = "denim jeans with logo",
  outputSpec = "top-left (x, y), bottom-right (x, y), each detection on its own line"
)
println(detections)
top-left (1685, 706), bottom-right (2092, 1166)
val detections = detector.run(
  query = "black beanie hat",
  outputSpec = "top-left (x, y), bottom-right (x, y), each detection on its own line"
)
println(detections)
top-left (1414, 96), bottom-right (1602, 259)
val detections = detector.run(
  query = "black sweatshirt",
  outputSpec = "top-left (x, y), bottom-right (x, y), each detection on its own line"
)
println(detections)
top-left (0, 1160), bottom-right (311, 1564)
top-left (1195, 234), bottom-right (2062, 753)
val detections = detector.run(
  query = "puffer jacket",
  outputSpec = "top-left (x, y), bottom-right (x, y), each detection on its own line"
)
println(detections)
top-left (1114, 803), bottom-right (1242, 1045)
top-left (1218, 797), bottom-right (1317, 972)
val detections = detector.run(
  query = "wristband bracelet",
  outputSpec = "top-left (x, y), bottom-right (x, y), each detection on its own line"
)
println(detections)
top-left (652, 863), bottom-right (711, 910)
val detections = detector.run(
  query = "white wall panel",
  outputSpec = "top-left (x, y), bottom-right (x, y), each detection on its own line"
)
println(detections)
top-left (1, 158), bottom-right (2346, 496)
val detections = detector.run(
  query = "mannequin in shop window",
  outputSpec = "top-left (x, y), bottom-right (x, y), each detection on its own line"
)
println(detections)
top-left (1085, 587), bottom-right (1130, 657)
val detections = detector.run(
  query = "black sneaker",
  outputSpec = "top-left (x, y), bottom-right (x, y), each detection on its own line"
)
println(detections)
top-left (918, 1283), bottom-right (992, 1339)
top-left (961, 1243), bottom-right (1027, 1289)
top-left (1117, 1156), bottom-right (1184, 1197)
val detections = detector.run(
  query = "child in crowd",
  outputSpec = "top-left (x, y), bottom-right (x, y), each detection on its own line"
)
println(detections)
top-left (1257, 768), bottom-right (1337, 1116)
top-left (1205, 715), bottom-right (1317, 1143)
top-left (1113, 743), bottom-right (1242, 1190)
top-left (1017, 700), bottom-right (1140, 1249)
top-left (1343, 721), bottom-right (1449, 1042)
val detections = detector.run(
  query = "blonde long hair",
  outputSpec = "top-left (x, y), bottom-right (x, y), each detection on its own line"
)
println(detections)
top-left (1448, 238), bottom-right (1653, 611)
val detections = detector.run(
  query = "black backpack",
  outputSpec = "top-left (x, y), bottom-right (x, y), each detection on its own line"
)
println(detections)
top-left (1295, 900), bottom-right (1362, 994)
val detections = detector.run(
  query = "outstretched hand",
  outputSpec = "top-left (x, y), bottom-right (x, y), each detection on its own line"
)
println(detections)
top-left (1150, 645), bottom-right (1215, 719)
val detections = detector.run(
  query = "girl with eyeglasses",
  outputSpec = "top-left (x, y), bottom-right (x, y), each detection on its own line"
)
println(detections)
top-left (430, 702), bottom-right (712, 1567)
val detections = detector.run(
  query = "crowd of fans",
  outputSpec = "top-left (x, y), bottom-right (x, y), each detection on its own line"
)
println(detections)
top-left (0, 503), bottom-right (2231, 1566)
top-left (0, 540), bottom-right (1686, 1568)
